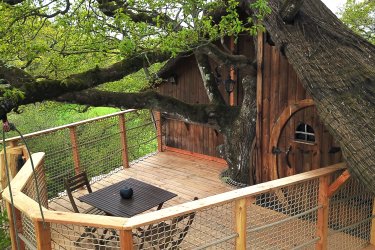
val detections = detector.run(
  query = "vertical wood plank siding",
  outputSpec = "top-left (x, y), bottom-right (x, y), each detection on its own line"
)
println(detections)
top-left (157, 36), bottom-right (342, 183)
top-left (259, 42), bottom-right (342, 182)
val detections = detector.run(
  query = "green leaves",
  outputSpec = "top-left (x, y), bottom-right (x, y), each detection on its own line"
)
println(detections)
top-left (340, 0), bottom-right (374, 44)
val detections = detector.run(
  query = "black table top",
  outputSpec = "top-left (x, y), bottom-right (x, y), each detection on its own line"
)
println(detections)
top-left (78, 178), bottom-right (177, 217)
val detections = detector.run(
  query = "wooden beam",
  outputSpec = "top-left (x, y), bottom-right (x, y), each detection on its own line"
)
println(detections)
top-left (119, 113), bottom-right (129, 168)
top-left (316, 175), bottom-right (329, 250)
top-left (327, 170), bottom-right (350, 198)
top-left (235, 198), bottom-right (247, 249)
top-left (34, 220), bottom-right (52, 250)
top-left (256, 31), bottom-right (264, 183)
top-left (69, 126), bottom-right (81, 174)
top-left (280, 0), bottom-right (305, 23)
top-left (119, 230), bottom-right (133, 250)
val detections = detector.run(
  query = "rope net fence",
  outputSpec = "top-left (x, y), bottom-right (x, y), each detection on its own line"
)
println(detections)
top-left (247, 179), bottom-right (320, 249)
top-left (328, 177), bottom-right (373, 249)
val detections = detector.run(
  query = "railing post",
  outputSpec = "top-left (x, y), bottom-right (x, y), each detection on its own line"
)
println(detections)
top-left (155, 111), bottom-right (163, 152)
top-left (69, 126), bottom-right (81, 174)
top-left (371, 198), bottom-right (375, 245)
top-left (119, 229), bottom-right (133, 250)
top-left (316, 175), bottom-right (329, 250)
top-left (235, 198), bottom-right (247, 249)
top-left (5, 201), bottom-right (25, 250)
top-left (34, 220), bottom-right (51, 250)
top-left (119, 113), bottom-right (129, 168)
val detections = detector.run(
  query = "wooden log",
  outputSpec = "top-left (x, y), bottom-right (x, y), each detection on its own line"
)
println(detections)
top-left (6, 201), bottom-right (25, 250)
top-left (34, 220), bottom-right (52, 250)
top-left (119, 113), bottom-right (129, 168)
top-left (316, 175), bottom-right (329, 250)
top-left (119, 230), bottom-right (133, 250)
top-left (69, 126), bottom-right (81, 174)
top-left (235, 198), bottom-right (247, 249)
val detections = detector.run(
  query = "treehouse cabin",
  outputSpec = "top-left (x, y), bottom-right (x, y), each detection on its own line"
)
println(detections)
top-left (156, 33), bottom-right (343, 184)
top-left (1, 0), bottom-right (374, 249)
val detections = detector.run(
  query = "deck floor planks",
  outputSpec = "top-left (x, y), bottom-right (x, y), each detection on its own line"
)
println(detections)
top-left (49, 151), bottom-right (232, 213)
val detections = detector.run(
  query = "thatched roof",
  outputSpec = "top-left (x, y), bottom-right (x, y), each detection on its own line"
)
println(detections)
top-left (157, 0), bottom-right (375, 192)
top-left (253, 0), bottom-right (375, 192)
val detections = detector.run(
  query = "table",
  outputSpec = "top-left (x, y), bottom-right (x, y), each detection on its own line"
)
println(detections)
top-left (78, 178), bottom-right (177, 217)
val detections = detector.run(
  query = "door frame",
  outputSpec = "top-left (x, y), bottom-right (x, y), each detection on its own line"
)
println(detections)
top-left (267, 99), bottom-right (315, 179)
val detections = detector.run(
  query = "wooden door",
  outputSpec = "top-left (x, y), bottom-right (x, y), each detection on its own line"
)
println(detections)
top-left (267, 99), bottom-right (321, 179)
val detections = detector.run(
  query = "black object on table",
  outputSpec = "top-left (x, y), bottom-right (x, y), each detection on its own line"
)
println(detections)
top-left (78, 178), bottom-right (177, 217)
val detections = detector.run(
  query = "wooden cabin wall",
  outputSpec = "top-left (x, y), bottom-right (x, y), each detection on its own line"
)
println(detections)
top-left (157, 56), bottom-right (224, 157)
top-left (257, 42), bottom-right (343, 183)
top-left (157, 36), bottom-right (255, 158)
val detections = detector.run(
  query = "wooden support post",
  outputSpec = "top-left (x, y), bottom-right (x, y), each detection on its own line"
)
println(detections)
top-left (119, 113), bottom-right (129, 168)
top-left (119, 230), bottom-right (133, 250)
top-left (35, 220), bottom-right (52, 250)
top-left (6, 201), bottom-right (25, 250)
top-left (155, 111), bottom-right (163, 152)
top-left (69, 126), bottom-right (81, 174)
top-left (0, 145), bottom-right (26, 190)
top-left (255, 31), bottom-right (263, 184)
top-left (371, 198), bottom-right (375, 245)
top-left (316, 175), bottom-right (329, 250)
top-left (235, 198), bottom-right (247, 250)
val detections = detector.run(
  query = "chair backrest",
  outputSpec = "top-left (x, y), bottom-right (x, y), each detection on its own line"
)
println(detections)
top-left (137, 197), bottom-right (198, 249)
top-left (64, 171), bottom-right (92, 213)
top-left (170, 196), bottom-right (198, 247)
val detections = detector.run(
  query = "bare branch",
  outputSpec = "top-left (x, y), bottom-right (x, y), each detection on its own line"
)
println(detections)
top-left (195, 52), bottom-right (226, 106)
top-left (198, 43), bottom-right (255, 70)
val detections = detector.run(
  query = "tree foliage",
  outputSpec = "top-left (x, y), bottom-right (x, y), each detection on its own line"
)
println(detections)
top-left (340, 0), bottom-right (375, 44)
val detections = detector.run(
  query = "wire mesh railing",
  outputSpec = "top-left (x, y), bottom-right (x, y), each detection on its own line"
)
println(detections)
top-left (4, 154), bottom-right (375, 249)
top-left (1, 109), bottom-right (158, 200)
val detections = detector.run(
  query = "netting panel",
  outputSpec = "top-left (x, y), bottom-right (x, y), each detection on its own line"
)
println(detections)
top-left (126, 111), bottom-right (157, 163)
top-left (133, 202), bottom-right (236, 249)
top-left (76, 116), bottom-right (122, 180)
top-left (26, 129), bottom-right (75, 199)
top-left (328, 177), bottom-right (373, 249)
top-left (22, 162), bottom-right (48, 208)
top-left (21, 213), bottom-right (37, 249)
top-left (51, 223), bottom-right (120, 249)
top-left (247, 179), bottom-right (320, 249)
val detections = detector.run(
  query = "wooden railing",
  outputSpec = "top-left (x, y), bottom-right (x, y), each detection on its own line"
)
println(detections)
top-left (3, 151), bottom-right (374, 250)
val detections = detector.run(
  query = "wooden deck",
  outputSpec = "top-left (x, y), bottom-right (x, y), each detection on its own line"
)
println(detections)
top-left (49, 151), bottom-right (233, 213)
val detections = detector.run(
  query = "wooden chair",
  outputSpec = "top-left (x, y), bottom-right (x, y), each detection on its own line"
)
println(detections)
top-left (135, 197), bottom-right (198, 249)
top-left (64, 172), bottom-right (117, 249)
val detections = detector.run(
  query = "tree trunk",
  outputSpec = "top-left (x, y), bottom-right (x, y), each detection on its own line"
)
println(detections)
top-left (221, 75), bottom-right (257, 185)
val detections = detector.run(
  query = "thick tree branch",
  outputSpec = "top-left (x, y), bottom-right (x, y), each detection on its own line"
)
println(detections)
top-left (57, 89), bottom-right (238, 127)
top-left (199, 43), bottom-right (256, 70)
top-left (280, 0), bottom-right (304, 23)
top-left (195, 52), bottom-right (226, 106)
top-left (0, 52), bottom-right (170, 116)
